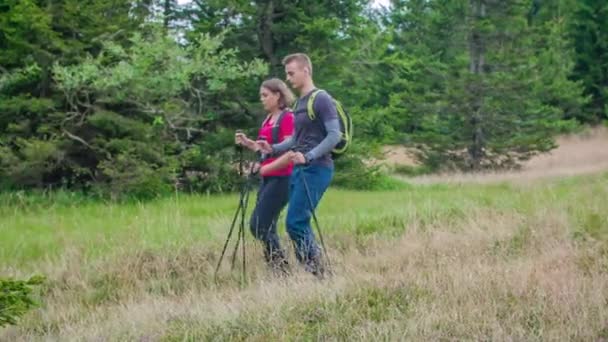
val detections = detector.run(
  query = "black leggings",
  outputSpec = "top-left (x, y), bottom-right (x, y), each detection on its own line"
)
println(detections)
top-left (249, 175), bottom-right (290, 260)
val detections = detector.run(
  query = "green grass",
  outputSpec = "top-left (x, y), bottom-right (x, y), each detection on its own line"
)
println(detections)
top-left (1, 173), bottom-right (606, 269)
top-left (1, 182), bottom-right (512, 267)
top-left (1, 172), bottom-right (608, 340)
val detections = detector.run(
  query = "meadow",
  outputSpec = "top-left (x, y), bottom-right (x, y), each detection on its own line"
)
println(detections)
top-left (1, 168), bottom-right (607, 340)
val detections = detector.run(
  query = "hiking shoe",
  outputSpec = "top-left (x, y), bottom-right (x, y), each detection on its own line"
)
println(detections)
top-left (267, 251), bottom-right (291, 277)
top-left (304, 253), bottom-right (326, 280)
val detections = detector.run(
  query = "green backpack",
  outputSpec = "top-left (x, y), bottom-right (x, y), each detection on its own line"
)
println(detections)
top-left (306, 89), bottom-right (353, 158)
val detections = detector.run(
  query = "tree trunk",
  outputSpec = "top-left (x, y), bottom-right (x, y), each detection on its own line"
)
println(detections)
top-left (468, 0), bottom-right (486, 169)
top-left (257, 0), bottom-right (279, 73)
top-left (163, 0), bottom-right (173, 30)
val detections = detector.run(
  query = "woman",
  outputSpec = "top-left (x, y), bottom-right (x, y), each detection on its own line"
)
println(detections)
top-left (235, 78), bottom-right (295, 274)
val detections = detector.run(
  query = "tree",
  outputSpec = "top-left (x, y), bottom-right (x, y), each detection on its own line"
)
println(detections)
top-left (49, 29), bottom-right (267, 197)
top-left (570, 0), bottom-right (608, 123)
top-left (0, 0), bottom-right (145, 190)
top-left (185, 1), bottom-right (369, 77)
top-left (387, 0), bottom-right (585, 170)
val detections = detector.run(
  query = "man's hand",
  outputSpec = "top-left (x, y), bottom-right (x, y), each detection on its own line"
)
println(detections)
top-left (290, 151), bottom-right (307, 165)
top-left (256, 140), bottom-right (273, 154)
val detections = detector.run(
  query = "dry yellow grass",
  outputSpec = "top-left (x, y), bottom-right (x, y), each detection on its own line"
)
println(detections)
top-left (408, 126), bottom-right (608, 184)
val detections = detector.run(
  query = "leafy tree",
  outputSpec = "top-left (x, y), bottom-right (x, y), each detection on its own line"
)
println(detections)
top-left (50, 29), bottom-right (267, 197)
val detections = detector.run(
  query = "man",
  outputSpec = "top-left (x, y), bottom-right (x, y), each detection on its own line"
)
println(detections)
top-left (258, 53), bottom-right (341, 278)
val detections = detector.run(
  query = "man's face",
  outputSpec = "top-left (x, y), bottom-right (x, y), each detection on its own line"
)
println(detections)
top-left (285, 61), bottom-right (308, 90)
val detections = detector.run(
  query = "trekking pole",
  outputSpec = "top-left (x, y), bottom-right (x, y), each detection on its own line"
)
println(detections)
top-left (230, 169), bottom-right (252, 285)
top-left (214, 146), bottom-right (243, 282)
top-left (214, 144), bottom-right (253, 285)
top-left (299, 169), bottom-right (332, 272)
top-left (214, 182), bottom-right (247, 283)
top-left (230, 146), bottom-right (245, 269)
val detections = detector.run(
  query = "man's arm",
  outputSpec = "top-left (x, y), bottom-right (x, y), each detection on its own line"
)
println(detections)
top-left (304, 119), bottom-right (340, 162)
top-left (271, 135), bottom-right (295, 153)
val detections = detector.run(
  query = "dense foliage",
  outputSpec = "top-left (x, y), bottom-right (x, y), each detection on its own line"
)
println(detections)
top-left (0, 0), bottom-right (601, 196)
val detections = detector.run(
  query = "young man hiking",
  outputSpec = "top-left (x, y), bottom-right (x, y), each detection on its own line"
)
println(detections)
top-left (258, 53), bottom-right (341, 278)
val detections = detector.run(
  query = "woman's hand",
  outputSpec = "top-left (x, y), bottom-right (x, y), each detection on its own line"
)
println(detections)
top-left (235, 132), bottom-right (247, 145)
top-left (235, 132), bottom-right (257, 151)
top-left (256, 140), bottom-right (273, 154)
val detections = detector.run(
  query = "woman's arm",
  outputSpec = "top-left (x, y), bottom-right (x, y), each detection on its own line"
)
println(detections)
top-left (259, 151), bottom-right (294, 176)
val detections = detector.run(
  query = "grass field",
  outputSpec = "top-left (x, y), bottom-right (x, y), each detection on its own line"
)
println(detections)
top-left (1, 169), bottom-right (608, 340)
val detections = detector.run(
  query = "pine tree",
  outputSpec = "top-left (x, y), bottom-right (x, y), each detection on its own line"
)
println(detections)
top-left (1, 0), bottom-right (146, 191)
top-left (388, 0), bottom-right (585, 170)
top-left (570, 0), bottom-right (608, 123)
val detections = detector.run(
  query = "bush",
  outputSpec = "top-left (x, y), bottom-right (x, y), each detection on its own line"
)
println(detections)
top-left (0, 276), bottom-right (44, 327)
top-left (334, 146), bottom-right (410, 191)
top-left (94, 154), bottom-right (175, 200)
top-left (392, 164), bottom-right (432, 177)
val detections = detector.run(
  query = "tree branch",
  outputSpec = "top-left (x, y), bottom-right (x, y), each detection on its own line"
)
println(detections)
top-left (62, 129), bottom-right (94, 150)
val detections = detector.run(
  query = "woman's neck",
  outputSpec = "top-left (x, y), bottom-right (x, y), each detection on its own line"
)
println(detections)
top-left (268, 108), bottom-right (282, 118)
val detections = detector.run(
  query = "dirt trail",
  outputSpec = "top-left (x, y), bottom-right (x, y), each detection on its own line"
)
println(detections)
top-left (388, 127), bottom-right (608, 184)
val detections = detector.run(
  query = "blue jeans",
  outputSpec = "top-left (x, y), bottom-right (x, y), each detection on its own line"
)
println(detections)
top-left (286, 164), bottom-right (334, 264)
top-left (249, 176), bottom-right (290, 262)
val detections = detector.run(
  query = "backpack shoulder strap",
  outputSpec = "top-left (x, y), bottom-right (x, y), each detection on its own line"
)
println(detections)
top-left (306, 89), bottom-right (325, 121)
top-left (271, 110), bottom-right (288, 144)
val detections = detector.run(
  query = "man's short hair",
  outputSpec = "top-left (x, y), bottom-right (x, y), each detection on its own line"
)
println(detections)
top-left (282, 53), bottom-right (313, 76)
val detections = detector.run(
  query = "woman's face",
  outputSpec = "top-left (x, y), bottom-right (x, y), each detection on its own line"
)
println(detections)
top-left (260, 86), bottom-right (280, 112)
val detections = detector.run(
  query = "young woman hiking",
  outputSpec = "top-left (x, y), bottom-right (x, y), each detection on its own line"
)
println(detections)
top-left (234, 78), bottom-right (295, 274)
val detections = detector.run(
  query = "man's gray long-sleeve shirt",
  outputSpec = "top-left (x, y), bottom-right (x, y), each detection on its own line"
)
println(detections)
top-left (272, 89), bottom-right (340, 167)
